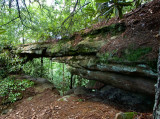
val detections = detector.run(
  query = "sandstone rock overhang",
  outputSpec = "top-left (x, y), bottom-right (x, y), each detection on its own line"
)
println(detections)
top-left (15, 0), bottom-right (160, 96)
top-left (17, 22), bottom-right (126, 58)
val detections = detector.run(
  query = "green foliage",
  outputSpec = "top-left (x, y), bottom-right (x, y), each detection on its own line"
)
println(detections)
top-left (48, 62), bottom-right (71, 95)
top-left (0, 0), bottom-right (150, 45)
top-left (0, 27), bottom-right (6, 34)
top-left (97, 50), bottom-right (117, 64)
top-left (98, 52), bottom-right (111, 63)
top-left (23, 58), bottom-right (46, 78)
top-left (72, 75), bottom-right (89, 87)
top-left (97, 47), bottom-right (152, 65)
top-left (23, 58), bottom-right (70, 95)
top-left (0, 46), bottom-right (31, 103)
top-left (0, 50), bottom-right (24, 78)
top-left (95, 0), bottom-right (132, 19)
top-left (122, 47), bottom-right (152, 61)
top-left (119, 112), bottom-right (137, 119)
top-left (23, 58), bottom-right (89, 95)
top-left (0, 77), bottom-right (34, 103)
top-left (95, 0), bottom-right (110, 3)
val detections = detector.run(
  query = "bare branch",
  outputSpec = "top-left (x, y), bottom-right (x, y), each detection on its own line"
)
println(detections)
top-left (61, 1), bottom-right (91, 26)
top-left (16, 0), bottom-right (25, 26)
top-left (1, 0), bottom-right (6, 11)
top-left (9, 0), bottom-right (14, 9)
top-left (61, 0), bottom-right (79, 26)
top-left (36, 0), bottom-right (42, 9)
top-left (16, 0), bottom-right (21, 18)
top-left (0, 17), bottom-right (19, 27)
top-left (22, 0), bottom-right (32, 21)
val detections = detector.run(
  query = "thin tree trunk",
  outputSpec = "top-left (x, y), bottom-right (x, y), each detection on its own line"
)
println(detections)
top-left (153, 47), bottom-right (160, 119)
top-left (50, 58), bottom-right (53, 80)
top-left (70, 74), bottom-right (73, 89)
top-left (62, 63), bottom-right (65, 95)
top-left (41, 57), bottom-right (43, 77)
top-left (22, 26), bottom-right (25, 44)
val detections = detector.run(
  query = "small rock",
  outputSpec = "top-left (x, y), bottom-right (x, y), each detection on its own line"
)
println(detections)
top-left (115, 112), bottom-right (137, 119)
top-left (1, 109), bottom-right (8, 115)
top-left (74, 86), bottom-right (91, 96)
top-left (58, 96), bottom-right (70, 102)
top-left (1, 108), bottom-right (12, 115)
top-left (27, 97), bottom-right (33, 101)
top-left (64, 88), bottom-right (74, 96)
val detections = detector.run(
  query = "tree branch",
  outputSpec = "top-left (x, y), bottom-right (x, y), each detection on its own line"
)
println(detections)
top-left (61, 0), bottom-right (79, 26)
top-left (0, 17), bottom-right (19, 27)
top-left (1, 0), bottom-right (6, 11)
top-left (16, 0), bottom-right (26, 27)
top-left (61, 1), bottom-right (91, 26)
top-left (23, 0), bottom-right (32, 21)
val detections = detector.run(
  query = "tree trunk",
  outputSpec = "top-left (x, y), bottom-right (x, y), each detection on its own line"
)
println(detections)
top-left (70, 74), bottom-right (73, 89)
top-left (153, 47), bottom-right (160, 119)
top-left (41, 57), bottom-right (43, 77)
top-left (62, 63), bottom-right (65, 96)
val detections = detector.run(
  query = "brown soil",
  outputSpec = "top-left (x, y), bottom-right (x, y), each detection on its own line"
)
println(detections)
top-left (100, 0), bottom-right (160, 60)
top-left (73, 0), bottom-right (159, 61)
top-left (0, 86), bottom-right (153, 119)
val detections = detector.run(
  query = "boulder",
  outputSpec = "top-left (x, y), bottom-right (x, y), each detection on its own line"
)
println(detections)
top-left (74, 86), bottom-right (91, 96)
top-left (100, 85), bottom-right (153, 111)
top-left (69, 67), bottom-right (155, 96)
top-left (86, 80), bottom-right (105, 90)
top-left (115, 112), bottom-right (137, 119)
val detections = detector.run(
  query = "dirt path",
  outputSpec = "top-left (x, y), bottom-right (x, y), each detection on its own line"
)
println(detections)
top-left (0, 87), bottom-right (122, 119)
top-left (0, 87), bottom-right (153, 119)
top-left (0, 75), bottom-right (153, 119)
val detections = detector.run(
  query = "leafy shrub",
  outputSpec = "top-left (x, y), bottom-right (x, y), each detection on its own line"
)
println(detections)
top-left (0, 46), bottom-right (34, 103)
top-left (97, 50), bottom-right (117, 64)
top-left (0, 77), bottom-right (34, 103)
top-left (22, 58), bottom-right (46, 78)
top-left (0, 50), bottom-right (24, 78)
top-left (23, 58), bottom-right (71, 95)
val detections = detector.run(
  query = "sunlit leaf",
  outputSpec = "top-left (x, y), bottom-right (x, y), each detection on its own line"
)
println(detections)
top-left (95, 0), bottom-right (110, 3)
top-left (0, 28), bottom-right (6, 34)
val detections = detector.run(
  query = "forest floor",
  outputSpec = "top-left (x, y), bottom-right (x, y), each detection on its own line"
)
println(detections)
top-left (0, 76), bottom-right (153, 119)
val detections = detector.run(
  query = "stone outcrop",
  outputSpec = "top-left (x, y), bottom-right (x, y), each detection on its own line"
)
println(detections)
top-left (17, 23), bottom-right (125, 58)
top-left (15, 20), bottom-right (158, 96)
top-left (53, 55), bottom-right (157, 95)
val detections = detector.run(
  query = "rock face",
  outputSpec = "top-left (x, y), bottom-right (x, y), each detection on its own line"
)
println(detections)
top-left (15, 3), bottom-right (160, 96)
top-left (74, 86), bottom-right (91, 96)
top-left (53, 55), bottom-right (157, 96)
top-left (99, 85), bottom-right (153, 111)
top-left (17, 23), bottom-right (125, 58)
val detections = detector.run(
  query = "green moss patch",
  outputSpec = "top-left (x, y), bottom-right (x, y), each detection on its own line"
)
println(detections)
top-left (96, 47), bottom-right (157, 71)
top-left (122, 47), bottom-right (152, 62)
top-left (81, 23), bottom-right (126, 37)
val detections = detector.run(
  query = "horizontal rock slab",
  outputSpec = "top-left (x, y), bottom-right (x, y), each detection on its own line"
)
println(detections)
top-left (69, 67), bottom-right (156, 96)
top-left (53, 56), bottom-right (157, 79)
top-left (53, 55), bottom-right (157, 96)
top-left (15, 23), bottom-right (126, 58)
